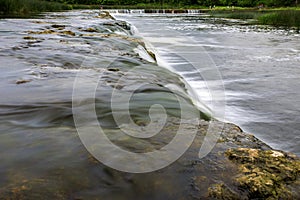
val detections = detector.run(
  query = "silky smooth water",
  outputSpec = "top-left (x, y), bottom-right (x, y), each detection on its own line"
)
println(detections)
top-left (114, 12), bottom-right (300, 156)
top-left (0, 9), bottom-right (299, 199)
top-left (0, 10), bottom-right (208, 198)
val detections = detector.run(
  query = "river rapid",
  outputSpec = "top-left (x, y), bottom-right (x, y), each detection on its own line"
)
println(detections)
top-left (113, 10), bottom-right (300, 156)
top-left (0, 9), bottom-right (299, 199)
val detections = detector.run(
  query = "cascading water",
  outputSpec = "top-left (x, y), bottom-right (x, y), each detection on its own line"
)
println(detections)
top-left (0, 9), bottom-right (299, 199)
top-left (113, 11), bottom-right (300, 156)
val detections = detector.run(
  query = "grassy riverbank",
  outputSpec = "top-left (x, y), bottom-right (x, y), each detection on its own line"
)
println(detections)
top-left (0, 0), bottom-right (72, 17)
top-left (257, 10), bottom-right (300, 27)
top-left (1, 0), bottom-right (299, 29)
top-left (101, 5), bottom-right (300, 29)
top-left (210, 8), bottom-right (300, 28)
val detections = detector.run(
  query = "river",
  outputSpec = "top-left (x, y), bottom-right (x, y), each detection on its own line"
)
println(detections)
top-left (113, 10), bottom-right (300, 156)
top-left (0, 9), bottom-right (299, 198)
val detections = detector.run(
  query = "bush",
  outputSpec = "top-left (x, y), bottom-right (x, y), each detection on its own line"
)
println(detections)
top-left (0, 0), bottom-right (72, 16)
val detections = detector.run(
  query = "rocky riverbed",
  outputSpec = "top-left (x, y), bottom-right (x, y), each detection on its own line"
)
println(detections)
top-left (0, 10), bottom-right (299, 199)
top-left (1, 119), bottom-right (299, 199)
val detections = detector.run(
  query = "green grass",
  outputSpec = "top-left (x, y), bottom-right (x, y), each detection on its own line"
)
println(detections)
top-left (269, 7), bottom-right (300, 11)
top-left (1, 0), bottom-right (300, 29)
top-left (71, 4), bottom-right (100, 9)
top-left (209, 8), bottom-right (300, 28)
top-left (209, 6), bottom-right (255, 11)
top-left (210, 11), bottom-right (260, 19)
top-left (100, 3), bottom-right (204, 9)
top-left (0, 0), bottom-right (72, 17)
top-left (226, 11), bottom-right (259, 19)
top-left (258, 10), bottom-right (300, 28)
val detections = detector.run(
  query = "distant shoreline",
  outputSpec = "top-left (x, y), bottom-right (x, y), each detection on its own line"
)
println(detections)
top-left (2, 4), bottom-right (300, 29)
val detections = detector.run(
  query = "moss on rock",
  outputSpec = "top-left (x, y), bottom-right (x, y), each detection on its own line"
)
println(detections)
top-left (60, 30), bottom-right (75, 36)
top-left (208, 183), bottom-right (242, 200)
top-left (27, 29), bottom-right (75, 36)
top-left (225, 148), bottom-right (300, 199)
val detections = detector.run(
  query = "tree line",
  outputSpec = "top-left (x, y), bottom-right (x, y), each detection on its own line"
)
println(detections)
top-left (1, 0), bottom-right (298, 17)
top-left (45, 0), bottom-right (297, 7)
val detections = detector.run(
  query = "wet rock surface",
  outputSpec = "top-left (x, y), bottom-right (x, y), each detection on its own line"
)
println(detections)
top-left (204, 123), bottom-right (300, 200)
top-left (224, 148), bottom-right (300, 199)
top-left (0, 120), bottom-right (298, 199)
top-left (97, 11), bottom-right (115, 20)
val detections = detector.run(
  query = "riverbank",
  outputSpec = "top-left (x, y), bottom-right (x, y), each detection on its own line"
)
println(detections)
top-left (209, 9), bottom-right (300, 28)
top-left (1, 0), bottom-right (300, 29)
top-left (0, 0), bottom-right (72, 17)
top-left (200, 120), bottom-right (300, 199)
top-left (102, 6), bottom-right (300, 29)
top-left (99, 7), bottom-right (300, 29)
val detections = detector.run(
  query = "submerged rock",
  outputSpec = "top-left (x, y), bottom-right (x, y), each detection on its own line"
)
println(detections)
top-left (0, 104), bottom-right (299, 199)
top-left (60, 30), bottom-right (75, 36)
top-left (147, 50), bottom-right (156, 61)
top-left (102, 33), bottom-right (145, 46)
top-left (97, 11), bottom-right (115, 20)
top-left (51, 24), bottom-right (66, 29)
top-left (27, 29), bottom-right (57, 35)
top-left (208, 183), bottom-right (242, 200)
top-left (27, 29), bottom-right (75, 36)
top-left (103, 21), bottom-right (132, 31)
top-left (16, 79), bottom-right (31, 84)
top-left (23, 36), bottom-right (37, 40)
top-left (30, 21), bottom-right (49, 24)
top-left (82, 27), bottom-right (98, 32)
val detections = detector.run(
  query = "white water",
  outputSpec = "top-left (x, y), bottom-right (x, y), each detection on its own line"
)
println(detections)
top-left (113, 12), bottom-right (300, 156)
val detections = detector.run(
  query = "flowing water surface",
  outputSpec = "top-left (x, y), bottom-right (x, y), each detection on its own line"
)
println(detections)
top-left (0, 9), bottom-right (299, 199)
top-left (114, 11), bottom-right (300, 156)
top-left (0, 10), bottom-right (209, 199)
